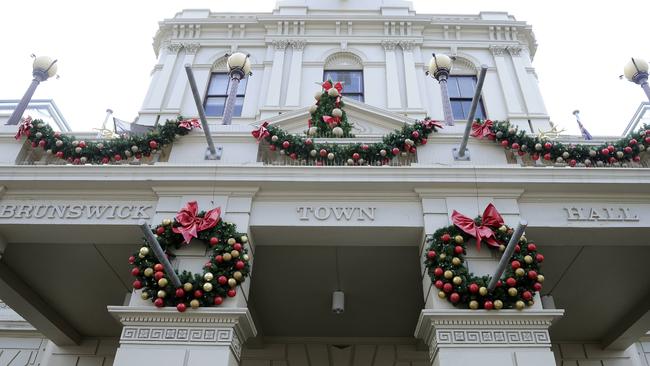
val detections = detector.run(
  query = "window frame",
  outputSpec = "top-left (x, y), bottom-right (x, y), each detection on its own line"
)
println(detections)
top-left (203, 72), bottom-right (247, 117)
top-left (322, 69), bottom-right (364, 102)
top-left (447, 75), bottom-right (487, 121)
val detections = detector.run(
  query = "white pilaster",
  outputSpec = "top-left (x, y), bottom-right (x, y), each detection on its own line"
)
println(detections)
top-left (382, 40), bottom-right (402, 109)
top-left (507, 46), bottom-right (548, 116)
top-left (285, 40), bottom-right (305, 107)
top-left (490, 45), bottom-right (524, 116)
top-left (400, 41), bottom-right (422, 109)
top-left (167, 43), bottom-right (200, 111)
top-left (143, 43), bottom-right (183, 112)
top-left (265, 40), bottom-right (289, 106)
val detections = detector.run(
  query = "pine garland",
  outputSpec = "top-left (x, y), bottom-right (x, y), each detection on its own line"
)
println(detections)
top-left (308, 80), bottom-right (354, 137)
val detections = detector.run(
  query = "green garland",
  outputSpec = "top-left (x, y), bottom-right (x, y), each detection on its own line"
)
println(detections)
top-left (308, 80), bottom-right (354, 137)
top-left (473, 119), bottom-right (649, 167)
top-left (424, 218), bottom-right (544, 310)
top-left (15, 116), bottom-right (199, 165)
top-left (129, 207), bottom-right (251, 312)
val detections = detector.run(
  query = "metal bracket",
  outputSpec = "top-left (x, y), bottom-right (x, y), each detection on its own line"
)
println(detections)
top-left (452, 147), bottom-right (471, 161)
top-left (205, 146), bottom-right (223, 160)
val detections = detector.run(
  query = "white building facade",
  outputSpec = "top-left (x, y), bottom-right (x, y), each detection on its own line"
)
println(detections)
top-left (0, 1), bottom-right (649, 365)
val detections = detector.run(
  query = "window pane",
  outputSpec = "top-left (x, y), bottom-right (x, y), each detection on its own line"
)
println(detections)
top-left (457, 77), bottom-right (476, 97)
top-left (234, 77), bottom-right (248, 96)
top-left (344, 94), bottom-right (364, 102)
top-left (323, 70), bottom-right (363, 94)
top-left (205, 97), bottom-right (226, 116)
top-left (447, 77), bottom-right (460, 98)
top-left (451, 100), bottom-right (465, 120)
top-left (233, 96), bottom-right (244, 117)
top-left (475, 103), bottom-right (485, 120)
top-left (207, 74), bottom-right (229, 95)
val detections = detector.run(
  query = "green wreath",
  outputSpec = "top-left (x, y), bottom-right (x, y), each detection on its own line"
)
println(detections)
top-left (129, 202), bottom-right (251, 312)
top-left (424, 206), bottom-right (544, 310)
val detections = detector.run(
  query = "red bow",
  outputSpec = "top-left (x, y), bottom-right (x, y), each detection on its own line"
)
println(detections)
top-left (334, 82), bottom-right (343, 93)
top-left (172, 201), bottom-right (221, 244)
top-left (470, 119), bottom-right (495, 139)
top-left (451, 203), bottom-right (504, 250)
top-left (15, 116), bottom-right (33, 140)
top-left (322, 80), bottom-right (332, 90)
top-left (251, 121), bottom-right (270, 142)
top-left (179, 118), bottom-right (201, 130)
top-left (322, 115), bottom-right (340, 127)
top-left (335, 96), bottom-right (341, 108)
top-left (424, 120), bottom-right (443, 130)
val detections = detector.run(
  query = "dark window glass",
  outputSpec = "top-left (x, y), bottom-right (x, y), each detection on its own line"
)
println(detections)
top-left (448, 76), bottom-right (486, 120)
top-left (323, 70), bottom-right (364, 102)
top-left (204, 73), bottom-right (247, 117)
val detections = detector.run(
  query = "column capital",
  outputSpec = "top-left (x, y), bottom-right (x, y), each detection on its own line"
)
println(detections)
top-left (290, 39), bottom-right (306, 50)
top-left (166, 42), bottom-right (183, 54)
top-left (381, 40), bottom-right (399, 51)
top-left (182, 42), bottom-right (201, 55)
top-left (507, 46), bottom-right (523, 57)
top-left (272, 39), bottom-right (290, 50)
top-left (489, 45), bottom-right (507, 56)
top-left (399, 40), bottom-right (416, 51)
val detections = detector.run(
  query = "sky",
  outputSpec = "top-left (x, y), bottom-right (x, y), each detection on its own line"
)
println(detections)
top-left (0, 0), bottom-right (648, 136)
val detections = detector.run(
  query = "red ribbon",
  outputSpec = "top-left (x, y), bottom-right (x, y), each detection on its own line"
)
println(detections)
top-left (451, 203), bottom-right (504, 250)
top-left (322, 80), bottom-right (332, 90)
top-left (172, 201), bottom-right (221, 244)
top-left (334, 82), bottom-right (343, 93)
top-left (179, 118), bottom-right (201, 130)
top-left (15, 116), bottom-right (33, 140)
top-left (424, 120), bottom-right (443, 130)
top-left (322, 115), bottom-right (340, 127)
top-left (470, 119), bottom-right (495, 139)
top-left (251, 121), bottom-right (270, 142)
top-left (335, 96), bottom-right (341, 108)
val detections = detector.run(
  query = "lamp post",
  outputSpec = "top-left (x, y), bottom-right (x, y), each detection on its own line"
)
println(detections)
top-left (7, 55), bottom-right (58, 125)
top-left (222, 52), bottom-right (252, 125)
top-left (427, 53), bottom-right (455, 126)
top-left (623, 57), bottom-right (650, 102)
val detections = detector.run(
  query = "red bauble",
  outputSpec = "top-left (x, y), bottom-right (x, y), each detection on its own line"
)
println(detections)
top-left (218, 276), bottom-right (228, 285)
top-left (38, 140), bottom-right (46, 148)
top-left (149, 140), bottom-right (158, 149)
top-left (496, 280), bottom-right (502, 287)
top-left (176, 288), bottom-right (185, 298)
top-left (500, 140), bottom-right (509, 147)
top-left (533, 282), bottom-right (543, 291)
top-left (233, 243), bottom-right (242, 251)
top-left (511, 260), bottom-right (521, 269)
top-left (214, 296), bottom-right (224, 305)
top-left (101, 156), bottom-right (109, 164)
top-left (282, 141), bottom-right (290, 149)
top-left (31, 141), bottom-right (38, 148)
top-left (392, 147), bottom-right (400, 155)
top-left (79, 141), bottom-right (87, 148)
top-left (468, 283), bottom-right (479, 293)
top-left (434, 280), bottom-right (444, 289)
top-left (73, 158), bottom-right (81, 165)
top-left (154, 271), bottom-right (164, 281)
top-left (411, 131), bottom-right (420, 139)
top-left (454, 246), bottom-right (463, 255)
top-left (511, 142), bottom-right (520, 150)
top-left (421, 138), bottom-right (427, 145)
top-left (449, 293), bottom-right (460, 303)
top-left (532, 154), bottom-right (539, 161)
top-left (131, 268), bottom-right (140, 276)
top-left (601, 148), bottom-right (610, 156)
top-left (607, 145), bottom-right (615, 152)
top-left (56, 151), bottom-right (64, 158)
top-left (518, 150), bottom-right (526, 156)
top-left (289, 153), bottom-right (297, 160)
top-left (227, 289), bottom-right (237, 297)
top-left (624, 146), bottom-right (633, 154)
top-left (536, 254), bottom-right (544, 262)
top-left (527, 270), bottom-right (538, 280)
top-left (128, 256), bottom-right (136, 264)
top-left (630, 138), bottom-right (638, 145)
top-left (443, 283), bottom-right (453, 293)
top-left (427, 250), bottom-right (436, 259)
top-left (484, 301), bottom-right (494, 310)
top-left (210, 237), bottom-right (219, 246)
top-left (634, 156), bottom-right (641, 162)
top-left (352, 153), bottom-right (360, 160)
top-left (176, 303), bottom-right (187, 312)
top-left (441, 234), bottom-right (451, 242)
top-left (514, 245), bottom-right (521, 253)
top-left (522, 291), bottom-right (533, 301)
top-left (215, 255), bottom-right (223, 263)
top-left (544, 142), bottom-right (552, 150)
top-left (543, 153), bottom-right (551, 161)
top-left (433, 267), bottom-right (443, 277)
top-left (54, 131), bottom-right (61, 138)
top-left (609, 157), bottom-right (617, 164)
top-left (194, 290), bottom-right (203, 298)
top-left (410, 146), bottom-right (416, 153)
top-left (645, 136), bottom-right (650, 144)
top-left (269, 145), bottom-right (276, 151)
top-left (114, 154), bottom-right (122, 161)
top-left (361, 144), bottom-right (369, 150)
top-left (235, 260), bottom-right (245, 270)
top-left (527, 243), bottom-right (537, 251)
top-left (154, 264), bottom-right (164, 272)
top-left (154, 298), bottom-right (164, 307)
top-left (156, 226), bottom-right (165, 235)
top-left (506, 277), bottom-right (517, 287)
top-left (305, 138), bottom-right (313, 145)
top-left (319, 149), bottom-right (327, 157)
top-left (569, 159), bottom-right (577, 167)
top-left (132, 280), bottom-right (142, 289)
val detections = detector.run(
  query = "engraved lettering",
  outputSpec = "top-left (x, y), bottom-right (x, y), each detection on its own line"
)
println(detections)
top-left (297, 206), bottom-right (309, 220)
top-left (623, 208), bottom-right (639, 221)
top-left (0, 205), bottom-right (15, 218)
top-left (564, 206), bottom-right (639, 222)
top-left (87, 205), bottom-right (109, 219)
top-left (134, 205), bottom-right (153, 219)
top-left (297, 206), bottom-right (376, 222)
top-left (49, 205), bottom-right (67, 219)
top-left (588, 208), bottom-right (601, 221)
top-left (314, 206), bottom-right (330, 220)
top-left (15, 205), bottom-right (33, 218)
top-left (564, 207), bottom-right (581, 221)
top-left (333, 207), bottom-right (355, 221)
top-left (358, 207), bottom-right (376, 221)
top-left (65, 205), bottom-right (83, 219)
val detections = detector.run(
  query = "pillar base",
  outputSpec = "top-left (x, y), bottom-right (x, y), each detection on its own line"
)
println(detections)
top-left (415, 309), bottom-right (563, 366)
top-left (108, 306), bottom-right (256, 366)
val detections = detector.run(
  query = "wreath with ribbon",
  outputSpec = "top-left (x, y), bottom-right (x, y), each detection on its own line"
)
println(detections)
top-left (424, 204), bottom-right (544, 310)
top-left (129, 201), bottom-right (251, 312)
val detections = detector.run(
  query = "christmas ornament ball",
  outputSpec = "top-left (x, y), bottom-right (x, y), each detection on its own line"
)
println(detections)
top-left (314, 91), bottom-right (322, 100)
top-left (332, 127), bottom-right (344, 137)
top-left (228, 278), bottom-right (237, 287)
top-left (444, 270), bottom-right (453, 279)
top-left (452, 276), bottom-right (462, 285)
top-left (484, 300), bottom-right (494, 310)
top-left (175, 288), bottom-right (185, 298)
top-left (494, 300), bottom-right (504, 309)
top-left (154, 298), bottom-right (164, 307)
top-left (499, 244), bottom-right (506, 252)
top-left (469, 300), bottom-right (479, 310)
top-left (223, 253), bottom-right (232, 261)
top-left (536, 274), bottom-right (545, 283)
top-left (240, 235), bottom-right (248, 243)
top-left (204, 272), bottom-right (214, 281)
top-left (190, 299), bottom-right (200, 309)
top-left (454, 235), bottom-right (464, 244)
top-left (498, 225), bottom-right (508, 233)
top-left (214, 296), bottom-right (224, 305)
top-left (515, 300), bottom-right (526, 310)
top-left (479, 286), bottom-right (488, 296)
top-left (176, 303), bottom-right (187, 312)
top-left (308, 127), bottom-right (318, 136)
top-left (524, 255), bottom-right (533, 264)
top-left (438, 291), bottom-right (446, 299)
top-left (143, 268), bottom-right (154, 277)
top-left (183, 282), bottom-right (193, 292)
top-left (162, 218), bottom-right (172, 226)
top-left (508, 287), bottom-right (518, 297)
top-left (309, 104), bottom-right (318, 113)
top-left (140, 292), bottom-right (149, 300)
top-left (139, 247), bottom-right (150, 256)
top-left (157, 290), bottom-right (166, 298)
top-left (234, 271), bottom-right (243, 281)
top-left (449, 293), bottom-right (460, 303)
top-left (243, 254), bottom-right (250, 261)
top-left (328, 88), bottom-right (340, 97)
top-left (468, 283), bottom-right (479, 293)
top-left (231, 250), bottom-right (240, 258)
top-left (203, 283), bottom-right (213, 292)
top-left (158, 278), bottom-right (168, 287)
top-left (227, 289), bottom-right (237, 297)
top-left (451, 257), bottom-right (461, 266)
top-left (515, 268), bottom-right (525, 277)
top-left (332, 108), bottom-right (343, 117)
top-left (327, 152), bottom-right (335, 160)
top-left (439, 253), bottom-right (447, 260)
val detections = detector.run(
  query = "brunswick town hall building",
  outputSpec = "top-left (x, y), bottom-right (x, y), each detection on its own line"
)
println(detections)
top-left (0, 0), bottom-right (649, 365)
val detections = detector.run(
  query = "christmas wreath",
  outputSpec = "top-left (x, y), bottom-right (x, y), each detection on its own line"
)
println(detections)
top-left (471, 119), bottom-right (649, 167)
top-left (129, 201), bottom-right (251, 312)
top-left (15, 116), bottom-right (201, 165)
top-left (424, 204), bottom-right (544, 310)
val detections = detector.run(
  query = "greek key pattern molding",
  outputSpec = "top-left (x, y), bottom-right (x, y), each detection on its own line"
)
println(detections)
top-left (434, 329), bottom-right (550, 346)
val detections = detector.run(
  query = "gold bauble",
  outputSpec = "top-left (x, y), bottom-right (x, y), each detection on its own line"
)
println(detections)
top-left (223, 253), bottom-right (232, 262)
top-left (242, 254), bottom-right (250, 261)
top-left (537, 274), bottom-right (545, 283)
top-left (231, 250), bottom-right (240, 258)
top-left (240, 235), bottom-right (248, 243)
top-left (139, 247), bottom-right (150, 256)
top-left (162, 219), bottom-right (172, 226)
top-left (498, 225), bottom-right (508, 233)
top-left (479, 287), bottom-right (488, 296)
top-left (515, 300), bottom-right (525, 310)
top-left (515, 268), bottom-right (525, 277)
top-left (190, 299), bottom-right (200, 309)
top-left (508, 287), bottom-right (518, 297)
top-left (157, 290), bottom-right (166, 298)
top-left (452, 276), bottom-right (463, 285)
top-left (524, 255), bottom-right (533, 264)
top-left (438, 291), bottom-right (446, 299)
top-left (528, 300), bottom-right (535, 306)
top-left (141, 292), bottom-right (150, 300)
top-left (439, 253), bottom-right (447, 260)
top-left (499, 245), bottom-right (506, 252)
top-left (451, 257), bottom-right (461, 266)
top-left (204, 272), bottom-right (214, 281)
top-left (444, 270), bottom-right (453, 279)
top-left (233, 271), bottom-right (243, 281)
top-left (228, 278), bottom-right (237, 288)
top-left (158, 278), bottom-right (168, 287)
top-left (454, 235), bottom-right (464, 244)
top-left (138, 253), bottom-right (145, 259)
top-left (469, 300), bottom-right (479, 310)
top-left (520, 235), bottom-right (527, 243)
top-left (203, 283), bottom-right (213, 292)
top-left (144, 268), bottom-right (154, 277)
top-left (494, 300), bottom-right (503, 309)
top-left (227, 238), bottom-right (236, 245)
top-left (183, 282), bottom-right (193, 292)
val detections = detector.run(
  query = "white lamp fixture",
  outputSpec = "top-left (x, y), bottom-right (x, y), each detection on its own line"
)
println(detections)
top-left (32, 55), bottom-right (58, 79)
top-left (332, 291), bottom-right (345, 314)
top-left (221, 52), bottom-right (252, 125)
top-left (426, 53), bottom-right (455, 126)
top-left (6, 55), bottom-right (58, 125)
top-left (623, 57), bottom-right (650, 102)
top-left (428, 53), bottom-right (453, 79)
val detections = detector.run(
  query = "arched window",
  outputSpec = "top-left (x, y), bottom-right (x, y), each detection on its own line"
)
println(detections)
top-left (203, 57), bottom-right (248, 117)
top-left (323, 52), bottom-right (364, 102)
top-left (448, 57), bottom-right (486, 120)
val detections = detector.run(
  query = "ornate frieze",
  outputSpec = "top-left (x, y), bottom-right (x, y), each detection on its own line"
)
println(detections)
top-left (290, 39), bottom-right (306, 50)
top-left (166, 42), bottom-right (184, 54)
top-left (182, 42), bottom-right (201, 54)
top-left (433, 329), bottom-right (551, 346)
top-left (399, 40), bottom-right (415, 51)
top-left (381, 40), bottom-right (399, 51)
top-left (507, 46), bottom-right (523, 57)
top-left (489, 45), bottom-right (507, 56)
top-left (272, 39), bottom-right (290, 50)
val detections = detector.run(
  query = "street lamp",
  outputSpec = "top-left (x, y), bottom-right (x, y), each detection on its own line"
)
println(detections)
top-left (7, 55), bottom-right (58, 125)
top-left (222, 52), bottom-right (252, 125)
top-left (623, 57), bottom-right (650, 102)
top-left (427, 53), bottom-right (455, 126)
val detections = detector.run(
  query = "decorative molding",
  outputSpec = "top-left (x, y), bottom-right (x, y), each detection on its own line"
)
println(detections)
top-left (434, 329), bottom-right (551, 346)
top-left (381, 40), bottom-right (399, 51)
top-left (290, 39), bottom-right (306, 50)
top-left (166, 43), bottom-right (183, 54)
top-left (399, 40), bottom-right (415, 51)
top-left (182, 42), bottom-right (201, 54)
top-left (121, 326), bottom-right (234, 345)
top-left (212, 57), bottom-right (228, 71)
top-left (324, 52), bottom-right (363, 70)
top-left (507, 46), bottom-right (523, 57)
top-left (272, 40), bottom-right (289, 50)
top-left (451, 57), bottom-right (478, 75)
top-left (489, 45), bottom-right (507, 56)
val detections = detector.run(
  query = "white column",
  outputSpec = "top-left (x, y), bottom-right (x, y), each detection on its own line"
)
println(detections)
top-left (400, 41), bottom-right (422, 109)
top-left (508, 46), bottom-right (548, 116)
top-left (167, 43), bottom-right (200, 111)
top-left (285, 40), bottom-right (305, 107)
top-left (382, 40), bottom-right (402, 109)
top-left (265, 40), bottom-right (288, 106)
top-left (490, 45), bottom-right (524, 115)
top-left (142, 43), bottom-right (183, 112)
